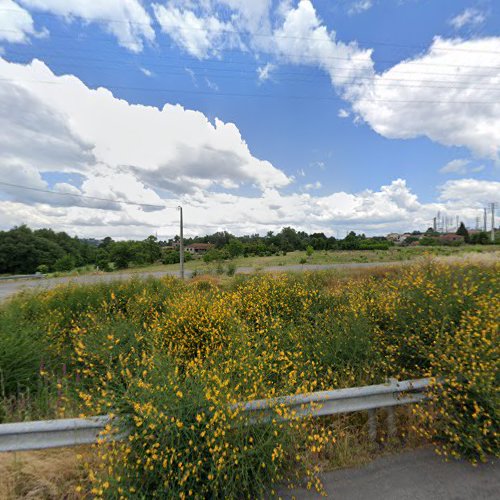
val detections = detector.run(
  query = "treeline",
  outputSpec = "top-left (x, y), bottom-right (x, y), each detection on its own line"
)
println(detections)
top-left (0, 227), bottom-right (166, 274)
top-left (184, 228), bottom-right (392, 262)
top-left (0, 226), bottom-right (96, 275)
top-left (1, 224), bottom-right (496, 275)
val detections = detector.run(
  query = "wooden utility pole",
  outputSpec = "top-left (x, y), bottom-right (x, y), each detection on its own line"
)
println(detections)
top-left (178, 206), bottom-right (184, 279)
top-left (490, 203), bottom-right (497, 243)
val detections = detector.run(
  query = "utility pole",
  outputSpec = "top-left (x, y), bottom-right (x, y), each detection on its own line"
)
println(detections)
top-left (484, 208), bottom-right (487, 232)
top-left (490, 202), bottom-right (497, 243)
top-left (178, 206), bottom-right (184, 279)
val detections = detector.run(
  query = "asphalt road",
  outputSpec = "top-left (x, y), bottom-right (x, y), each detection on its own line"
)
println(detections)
top-left (279, 447), bottom-right (499, 499)
top-left (0, 261), bottom-right (406, 301)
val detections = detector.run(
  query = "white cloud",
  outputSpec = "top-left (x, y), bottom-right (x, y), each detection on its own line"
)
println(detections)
top-left (257, 62), bottom-right (275, 82)
top-left (18, 0), bottom-right (155, 52)
top-left (0, 57), bottom-right (290, 202)
top-left (152, 0), bottom-right (272, 57)
top-left (348, 0), bottom-right (373, 16)
top-left (470, 165), bottom-right (485, 173)
top-left (140, 67), bottom-right (153, 77)
top-left (304, 181), bottom-right (321, 190)
top-left (185, 67), bottom-right (197, 86)
top-left (152, 2), bottom-right (239, 59)
top-left (449, 8), bottom-right (486, 30)
top-left (147, 1), bottom-right (500, 160)
top-left (205, 77), bottom-right (218, 90)
top-left (272, 0), bottom-right (374, 89)
top-left (0, 0), bottom-right (45, 43)
top-left (439, 178), bottom-right (500, 205)
top-left (440, 159), bottom-right (470, 175)
top-left (338, 108), bottom-right (350, 118)
top-left (348, 37), bottom-right (500, 161)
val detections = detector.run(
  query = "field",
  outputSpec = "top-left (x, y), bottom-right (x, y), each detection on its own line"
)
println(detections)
top-left (45, 245), bottom-right (499, 278)
top-left (0, 260), bottom-right (498, 497)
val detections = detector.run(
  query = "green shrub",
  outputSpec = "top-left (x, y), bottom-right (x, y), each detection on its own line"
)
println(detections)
top-left (53, 254), bottom-right (76, 272)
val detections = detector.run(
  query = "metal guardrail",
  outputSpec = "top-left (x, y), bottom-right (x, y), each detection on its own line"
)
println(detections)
top-left (0, 378), bottom-right (430, 453)
top-left (0, 273), bottom-right (45, 281)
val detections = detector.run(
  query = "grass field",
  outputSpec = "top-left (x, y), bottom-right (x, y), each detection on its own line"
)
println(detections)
top-left (0, 259), bottom-right (498, 497)
top-left (86, 244), bottom-right (499, 276)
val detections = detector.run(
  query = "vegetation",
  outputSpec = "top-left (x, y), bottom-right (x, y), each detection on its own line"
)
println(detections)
top-left (0, 260), bottom-right (498, 496)
top-left (0, 226), bottom-right (95, 275)
top-left (1, 224), bottom-right (497, 277)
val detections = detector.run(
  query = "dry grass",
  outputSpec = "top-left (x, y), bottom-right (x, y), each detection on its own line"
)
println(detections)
top-left (0, 446), bottom-right (91, 500)
top-left (0, 406), bottom-right (425, 498)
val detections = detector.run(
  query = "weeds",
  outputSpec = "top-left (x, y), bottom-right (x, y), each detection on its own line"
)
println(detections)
top-left (0, 261), bottom-right (498, 497)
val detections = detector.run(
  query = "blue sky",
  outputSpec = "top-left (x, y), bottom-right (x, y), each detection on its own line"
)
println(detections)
top-left (0, 0), bottom-right (499, 238)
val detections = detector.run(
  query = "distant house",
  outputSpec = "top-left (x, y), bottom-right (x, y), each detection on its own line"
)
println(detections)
top-left (439, 234), bottom-right (464, 244)
top-left (185, 243), bottom-right (213, 256)
top-left (387, 233), bottom-right (413, 244)
top-left (386, 233), bottom-right (400, 242)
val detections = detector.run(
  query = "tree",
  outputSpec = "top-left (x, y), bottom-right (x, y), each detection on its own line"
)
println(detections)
top-left (53, 254), bottom-right (76, 272)
top-left (226, 239), bottom-right (244, 258)
top-left (110, 242), bottom-right (136, 269)
top-left (456, 222), bottom-right (470, 243)
top-left (96, 248), bottom-right (112, 272)
top-left (470, 231), bottom-right (489, 245)
top-left (143, 235), bottom-right (162, 263)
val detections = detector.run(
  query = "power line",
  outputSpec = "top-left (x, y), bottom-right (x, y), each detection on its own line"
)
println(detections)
top-left (1, 10), bottom-right (500, 55)
top-left (0, 181), bottom-right (166, 209)
top-left (1, 77), bottom-right (499, 104)
top-left (4, 49), bottom-right (500, 90)
top-left (4, 33), bottom-right (500, 72)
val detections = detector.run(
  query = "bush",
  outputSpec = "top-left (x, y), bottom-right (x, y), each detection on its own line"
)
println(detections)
top-left (306, 245), bottom-right (314, 257)
top-left (226, 262), bottom-right (236, 276)
top-left (1, 262), bottom-right (498, 496)
top-left (419, 237), bottom-right (439, 246)
top-left (53, 254), bottom-right (76, 272)
top-left (203, 249), bottom-right (230, 263)
top-left (417, 292), bottom-right (499, 462)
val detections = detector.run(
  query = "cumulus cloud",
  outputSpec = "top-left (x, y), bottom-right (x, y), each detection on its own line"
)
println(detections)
top-left (272, 0), bottom-right (374, 89)
top-left (18, 0), bottom-right (155, 52)
top-left (347, 37), bottom-right (500, 161)
top-left (449, 8), bottom-right (486, 30)
top-left (0, 0), bottom-right (46, 43)
top-left (147, 1), bottom-right (500, 160)
top-left (0, 57), bottom-right (290, 204)
top-left (2, 173), bottom-right (498, 239)
top-left (439, 178), bottom-right (500, 205)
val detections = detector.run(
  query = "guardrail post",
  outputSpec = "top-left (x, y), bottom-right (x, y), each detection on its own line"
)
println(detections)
top-left (387, 407), bottom-right (396, 440)
top-left (367, 409), bottom-right (377, 442)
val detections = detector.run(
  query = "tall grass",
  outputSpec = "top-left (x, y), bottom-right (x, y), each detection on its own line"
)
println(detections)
top-left (0, 262), bottom-right (498, 496)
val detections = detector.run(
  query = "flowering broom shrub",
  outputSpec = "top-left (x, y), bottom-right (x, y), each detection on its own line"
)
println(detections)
top-left (0, 262), bottom-right (498, 497)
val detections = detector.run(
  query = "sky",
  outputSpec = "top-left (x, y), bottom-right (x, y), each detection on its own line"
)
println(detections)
top-left (0, 0), bottom-right (499, 239)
